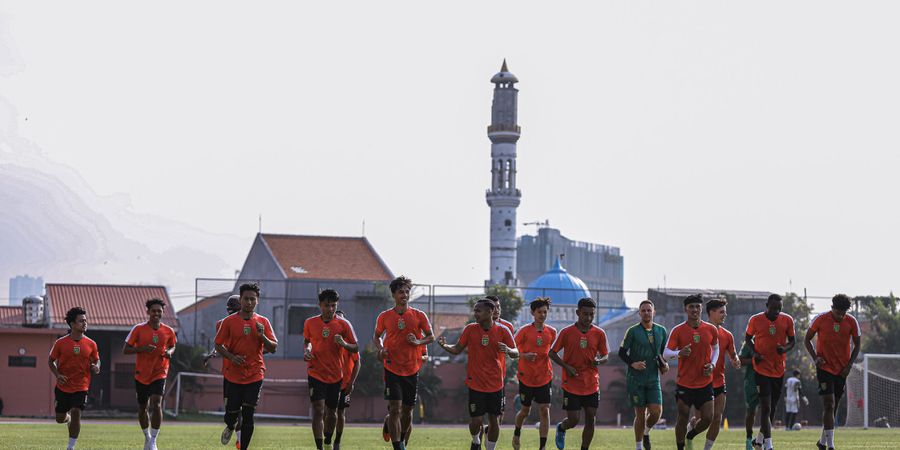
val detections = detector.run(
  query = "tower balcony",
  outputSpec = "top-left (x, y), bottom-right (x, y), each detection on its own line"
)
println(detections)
top-left (487, 124), bottom-right (521, 134)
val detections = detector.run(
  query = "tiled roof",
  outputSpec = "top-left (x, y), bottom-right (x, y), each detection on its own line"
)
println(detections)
top-left (648, 288), bottom-right (773, 299)
top-left (0, 306), bottom-right (22, 326)
top-left (46, 284), bottom-right (177, 330)
top-left (177, 292), bottom-right (231, 316)
top-left (260, 234), bottom-right (393, 281)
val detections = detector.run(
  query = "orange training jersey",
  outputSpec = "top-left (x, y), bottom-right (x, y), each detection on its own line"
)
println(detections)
top-left (712, 326), bottom-right (736, 388)
top-left (303, 315), bottom-right (359, 384)
top-left (745, 312), bottom-right (795, 378)
top-left (49, 335), bottom-right (100, 393)
top-left (341, 349), bottom-right (360, 389)
top-left (666, 321), bottom-right (719, 389)
top-left (125, 322), bottom-right (177, 385)
top-left (514, 323), bottom-right (557, 387)
top-left (459, 322), bottom-right (516, 393)
top-left (550, 324), bottom-right (609, 396)
top-left (375, 307), bottom-right (432, 376)
top-left (215, 318), bottom-right (230, 372)
top-left (809, 311), bottom-right (861, 376)
top-left (214, 313), bottom-right (276, 384)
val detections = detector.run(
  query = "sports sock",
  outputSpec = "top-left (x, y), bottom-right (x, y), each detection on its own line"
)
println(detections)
top-left (539, 436), bottom-right (547, 449)
top-left (472, 431), bottom-right (481, 445)
top-left (150, 428), bottom-right (159, 439)
top-left (764, 437), bottom-right (773, 450)
top-left (644, 427), bottom-right (651, 436)
top-left (819, 429), bottom-right (826, 445)
top-left (334, 431), bottom-right (343, 445)
top-left (514, 426), bottom-right (522, 436)
top-left (687, 428), bottom-right (700, 440)
top-left (392, 441), bottom-right (403, 450)
top-left (677, 442), bottom-right (685, 450)
top-left (485, 441), bottom-right (497, 450)
top-left (825, 429), bottom-right (835, 447)
top-left (142, 427), bottom-right (151, 439)
top-left (324, 432), bottom-right (333, 445)
top-left (704, 438), bottom-right (714, 450)
top-left (315, 438), bottom-right (323, 450)
top-left (636, 442), bottom-right (643, 450)
top-left (756, 432), bottom-right (764, 443)
top-left (67, 437), bottom-right (77, 450)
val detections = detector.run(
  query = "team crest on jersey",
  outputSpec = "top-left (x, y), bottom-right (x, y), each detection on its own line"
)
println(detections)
top-left (633, 395), bottom-right (640, 403)
top-left (323, 328), bottom-right (331, 338)
top-left (692, 334), bottom-right (700, 343)
top-left (470, 403), bottom-right (477, 413)
top-left (481, 335), bottom-right (489, 346)
top-left (821, 382), bottom-right (828, 391)
top-left (563, 397), bottom-right (569, 407)
top-left (648, 333), bottom-right (655, 344)
top-left (397, 319), bottom-right (406, 330)
top-left (536, 336), bottom-right (543, 346)
top-left (243, 325), bottom-right (251, 335)
top-left (579, 337), bottom-right (588, 349)
top-left (768, 325), bottom-right (776, 335)
top-left (73, 345), bottom-right (81, 355)
top-left (152, 334), bottom-right (159, 344)
top-left (833, 324), bottom-right (840, 333)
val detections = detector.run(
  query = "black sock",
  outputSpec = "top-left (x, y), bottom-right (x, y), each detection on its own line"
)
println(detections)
top-left (677, 443), bottom-right (685, 450)
top-left (315, 438), bottom-right (323, 450)
top-left (240, 407), bottom-right (254, 449)
top-left (334, 431), bottom-right (343, 445)
top-left (324, 432), bottom-right (333, 445)
top-left (746, 429), bottom-right (753, 439)
top-left (514, 427), bottom-right (521, 436)
top-left (392, 441), bottom-right (403, 450)
top-left (539, 437), bottom-right (547, 449)
top-left (686, 429), bottom-right (699, 440)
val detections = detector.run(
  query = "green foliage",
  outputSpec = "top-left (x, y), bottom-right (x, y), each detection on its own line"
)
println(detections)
top-left (781, 292), bottom-right (824, 420)
top-left (857, 294), bottom-right (900, 354)
top-left (416, 362), bottom-right (443, 420)
top-left (354, 345), bottom-right (386, 398)
top-left (466, 284), bottom-right (525, 323)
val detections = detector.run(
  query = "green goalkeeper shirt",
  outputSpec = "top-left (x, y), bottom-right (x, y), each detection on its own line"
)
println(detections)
top-left (621, 322), bottom-right (668, 385)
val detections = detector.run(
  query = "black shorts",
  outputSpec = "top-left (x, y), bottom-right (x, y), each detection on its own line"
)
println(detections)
top-left (816, 368), bottom-right (847, 400)
top-left (54, 387), bottom-right (88, 414)
top-left (562, 389), bottom-right (599, 411)
top-left (384, 369), bottom-right (418, 406)
top-left (468, 388), bottom-right (505, 417)
top-left (309, 375), bottom-right (342, 409)
top-left (135, 379), bottom-right (166, 404)
top-left (756, 374), bottom-right (784, 403)
top-left (224, 379), bottom-right (263, 412)
top-left (519, 382), bottom-right (552, 406)
top-left (337, 389), bottom-right (351, 410)
top-left (713, 384), bottom-right (727, 397)
top-left (675, 384), bottom-right (714, 410)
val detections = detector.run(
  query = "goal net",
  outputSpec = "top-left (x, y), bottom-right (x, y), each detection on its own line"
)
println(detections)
top-left (845, 354), bottom-right (900, 428)
top-left (166, 371), bottom-right (310, 420)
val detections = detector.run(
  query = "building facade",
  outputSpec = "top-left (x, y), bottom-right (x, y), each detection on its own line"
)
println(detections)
top-left (8, 274), bottom-right (44, 306)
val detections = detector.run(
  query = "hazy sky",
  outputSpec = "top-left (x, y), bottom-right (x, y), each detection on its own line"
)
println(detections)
top-left (2, 2), bottom-right (898, 310)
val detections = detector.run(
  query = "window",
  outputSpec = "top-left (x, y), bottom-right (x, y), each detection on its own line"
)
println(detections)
top-left (8, 356), bottom-right (36, 367)
top-left (504, 219), bottom-right (512, 227)
top-left (288, 306), bottom-right (320, 335)
top-left (273, 305), bottom-right (284, 340)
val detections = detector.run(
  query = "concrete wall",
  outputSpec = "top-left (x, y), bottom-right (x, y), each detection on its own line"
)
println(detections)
top-left (0, 328), bottom-right (59, 416)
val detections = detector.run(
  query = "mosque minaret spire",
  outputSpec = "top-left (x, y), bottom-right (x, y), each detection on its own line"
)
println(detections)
top-left (486, 59), bottom-right (522, 286)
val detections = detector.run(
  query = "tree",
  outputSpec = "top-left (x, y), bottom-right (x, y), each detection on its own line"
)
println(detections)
top-left (781, 292), bottom-right (823, 423)
top-left (856, 294), bottom-right (900, 354)
top-left (467, 284), bottom-right (525, 324)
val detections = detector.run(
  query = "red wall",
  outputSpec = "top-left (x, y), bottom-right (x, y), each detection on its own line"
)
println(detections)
top-left (0, 328), bottom-right (61, 417)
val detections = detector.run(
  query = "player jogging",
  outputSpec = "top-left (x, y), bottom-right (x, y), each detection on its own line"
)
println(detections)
top-left (663, 294), bottom-right (719, 450)
top-left (374, 276), bottom-right (435, 450)
top-left (439, 298), bottom-right (518, 450)
top-left (783, 370), bottom-right (807, 431)
top-left (123, 298), bottom-right (177, 450)
top-left (550, 297), bottom-right (610, 450)
top-left (805, 294), bottom-right (860, 450)
top-left (304, 290), bottom-right (359, 450)
top-left (204, 295), bottom-right (241, 367)
top-left (333, 310), bottom-right (360, 450)
top-left (619, 300), bottom-right (668, 450)
top-left (49, 306), bottom-right (100, 450)
top-left (745, 294), bottom-right (795, 450)
top-left (214, 282), bottom-right (278, 450)
top-left (687, 297), bottom-right (739, 450)
top-left (512, 297), bottom-right (557, 450)
top-left (738, 340), bottom-right (763, 450)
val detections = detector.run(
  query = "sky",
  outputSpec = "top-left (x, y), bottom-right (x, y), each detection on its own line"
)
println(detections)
top-left (1, 1), bottom-right (898, 311)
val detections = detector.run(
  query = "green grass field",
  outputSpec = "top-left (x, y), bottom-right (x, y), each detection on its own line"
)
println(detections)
top-left (2, 422), bottom-right (899, 449)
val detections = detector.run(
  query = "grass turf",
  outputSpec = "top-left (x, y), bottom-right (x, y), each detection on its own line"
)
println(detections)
top-left (1, 422), bottom-right (900, 449)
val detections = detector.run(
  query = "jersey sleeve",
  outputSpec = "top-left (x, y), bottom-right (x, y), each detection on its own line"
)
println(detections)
top-left (728, 333), bottom-right (737, 357)
top-left (263, 317), bottom-right (277, 342)
top-left (745, 316), bottom-right (756, 337)
top-left (351, 351), bottom-right (360, 363)
top-left (214, 318), bottom-right (229, 346)
top-left (851, 315), bottom-right (861, 337)
top-left (125, 325), bottom-right (140, 347)
top-left (514, 327), bottom-right (527, 348)
top-left (666, 327), bottom-right (680, 350)
top-left (418, 310), bottom-right (433, 334)
top-left (710, 326), bottom-right (719, 346)
top-left (621, 326), bottom-right (633, 349)
top-left (374, 312), bottom-right (386, 337)
top-left (786, 315), bottom-right (796, 336)
top-left (458, 325), bottom-right (471, 348)
top-left (49, 340), bottom-right (61, 360)
top-left (550, 328), bottom-right (566, 353)
top-left (169, 328), bottom-right (178, 347)
top-left (343, 320), bottom-right (358, 344)
top-left (659, 327), bottom-right (668, 355)
top-left (502, 327), bottom-right (516, 348)
top-left (809, 314), bottom-right (822, 334)
top-left (598, 330), bottom-right (609, 356)
top-left (90, 341), bottom-right (100, 362)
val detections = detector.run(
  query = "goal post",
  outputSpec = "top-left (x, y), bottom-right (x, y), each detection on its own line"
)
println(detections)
top-left (845, 353), bottom-right (900, 429)
top-left (166, 371), bottom-right (311, 420)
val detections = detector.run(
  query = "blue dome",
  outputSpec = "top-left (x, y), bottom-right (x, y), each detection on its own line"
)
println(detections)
top-left (523, 257), bottom-right (591, 305)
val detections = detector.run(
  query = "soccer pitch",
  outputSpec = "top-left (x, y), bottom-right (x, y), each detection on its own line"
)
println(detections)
top-left (2, 422), bottom-right (900, 449)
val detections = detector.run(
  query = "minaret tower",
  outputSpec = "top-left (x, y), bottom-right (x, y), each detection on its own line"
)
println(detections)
top-left (486, 60), bottom-right (522, 286)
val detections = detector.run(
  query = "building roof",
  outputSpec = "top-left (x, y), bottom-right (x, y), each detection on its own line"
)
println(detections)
top-left (177, 292), bottom-right (231, 317)
top-left (0, 305), bottom-right (22, 326)
top-left (523, 257), bottom-right (591, 305)
top-left (491, 59), bottom-right (519, 84)
top-left (45, 284), bottom-right (177, 330)
top-left (259, 234), bottom-right (393, 281)
top-left (648, 288), bottom-right (774, 299)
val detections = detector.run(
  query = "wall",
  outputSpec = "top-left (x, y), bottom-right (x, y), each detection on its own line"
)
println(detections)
top-left (0, 327), bottom-right (64, 417)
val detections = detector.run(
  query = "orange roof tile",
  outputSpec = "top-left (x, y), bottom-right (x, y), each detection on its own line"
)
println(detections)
top-left (260, 234), bottom-right (393, 281)
top-left (46, 284), bottom-right (177, 330)
top-left (0, 306), bottom-right (21, 326)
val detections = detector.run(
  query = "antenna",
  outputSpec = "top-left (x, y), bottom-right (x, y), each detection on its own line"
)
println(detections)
top-left (258, 214), bottom-right (262, 233)
top-left (522, 219), bottom-right (550, 229)
top-left (362, 219), bottom-right (366, 237)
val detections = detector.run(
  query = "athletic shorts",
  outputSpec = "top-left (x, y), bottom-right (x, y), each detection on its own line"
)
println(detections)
top-left (54, 387), bottom-right (88, 414)
top-left (309, 375), bottom-right (342, 409)
top-left (744, 377), bottom-right (759, 409)
top-left (562, 389), bottom-right (599, 411)
top-left (519, 382), bottom-right (551, 406)
top-left (713, 384), bottom-right (727, 397)
top-left (468, 388), bottom-right (505, 417)
top-left (816, 368), bottom-right (847, 400)
top-left (337, 389), bottom-right (351, 411)
top-left (135, 379), bottom-right (166, 405)
top-left (224, 379), bottom-right (263, 412)
top-left (756, 374), bottom-right (784, 403)
top-left (384, 369), bottom-right (418, 406)
top-left (627, 381), bottom-right (662, 408)
top-left (675, 383), bottom-right (714, 410)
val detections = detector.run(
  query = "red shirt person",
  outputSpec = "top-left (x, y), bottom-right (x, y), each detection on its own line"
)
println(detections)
top-left (439, 299), bottom-right (518, 450)
top-left (512, 297), bottom-right (557, 450)
top-left (549, 298), bottom-right (609, 450)
top-left (49, 307), bottom-right (100, 450)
